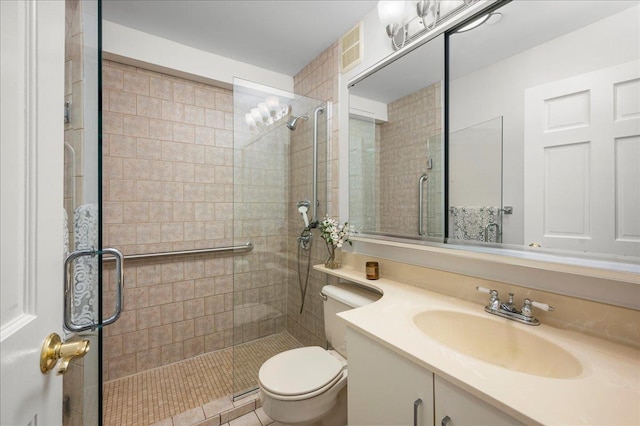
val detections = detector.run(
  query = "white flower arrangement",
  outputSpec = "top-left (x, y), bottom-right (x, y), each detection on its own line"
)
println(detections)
top-left (318, 215), bottom-right (353, 249)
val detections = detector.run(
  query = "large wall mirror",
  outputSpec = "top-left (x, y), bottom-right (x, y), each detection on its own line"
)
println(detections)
top-left (349, 34), bottom-right (445, 241)
top-left (349, 0), bottom-right (640, 267)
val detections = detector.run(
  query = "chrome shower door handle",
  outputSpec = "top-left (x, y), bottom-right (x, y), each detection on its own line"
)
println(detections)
top-left (64, 248), bottom-right (124, 332)
top-left (418, 174), bottom-right (428, 236)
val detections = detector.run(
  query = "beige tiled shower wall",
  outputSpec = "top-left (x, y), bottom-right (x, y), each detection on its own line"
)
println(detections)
top-left (349, 117), bottom-right (380, 232)
top-left (64, 0), bottom-right (84, 247)
top-left (101, 60), bottom-right (236, 381)
top-left (287, 42), bottom-right (342, 347)
top-left (379, 83), bottom-right (443, 236)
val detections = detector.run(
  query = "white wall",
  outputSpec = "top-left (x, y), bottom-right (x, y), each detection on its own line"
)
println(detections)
top-left (449, 6), bottom-right (640, 244)
top-left (449, 118), bottom-right (502, 207)
top-left (102, 21), bottom-right (294, 92)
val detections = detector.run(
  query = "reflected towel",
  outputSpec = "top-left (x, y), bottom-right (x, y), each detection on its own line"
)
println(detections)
top-left (450, 206), bottom-right (500, 242)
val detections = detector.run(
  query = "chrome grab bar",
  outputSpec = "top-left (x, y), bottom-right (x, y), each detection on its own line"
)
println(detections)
top-left (102, 242), bottom-right (254, 262)
top-left (418, 173), bottom-right (428, 236)
top-left (311, 106), bottom-right (324, 226)
top-left (64, 248), bottom-right (124, 332)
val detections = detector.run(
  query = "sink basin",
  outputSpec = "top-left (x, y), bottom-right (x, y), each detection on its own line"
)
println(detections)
top-left (413, 310), bottom-right (582, 379)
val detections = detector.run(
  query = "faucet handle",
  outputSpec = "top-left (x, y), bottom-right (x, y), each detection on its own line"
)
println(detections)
top-left (476, 287), bottom-right (500, 310)
top-left (522, 298), bottom-right (555, 318)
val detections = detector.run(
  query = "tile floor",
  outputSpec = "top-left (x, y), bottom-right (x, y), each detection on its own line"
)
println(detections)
top-left (103, 332), bottom-right (302, 425)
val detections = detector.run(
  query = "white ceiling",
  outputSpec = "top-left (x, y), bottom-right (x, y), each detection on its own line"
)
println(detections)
top-left (102, 0), bottom-right (378, 76)
top-left (350, 0), bottom-right (638, 104)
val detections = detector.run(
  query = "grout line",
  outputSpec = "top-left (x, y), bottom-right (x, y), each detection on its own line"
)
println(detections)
top-left (104, 332), bottom-right (300, 425)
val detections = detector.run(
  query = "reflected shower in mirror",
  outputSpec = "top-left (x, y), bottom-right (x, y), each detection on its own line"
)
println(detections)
top-left (448, 117), bottom-right (503, 244)
top-left (449, 0), bottom-right (640, 261)
top-left (348, 34), bottom-right (445, 240)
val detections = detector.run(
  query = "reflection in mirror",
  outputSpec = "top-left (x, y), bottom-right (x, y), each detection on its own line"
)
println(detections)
top-left (448, 117), bottom-right (503, 243)
top-left (349, 35), bottom-right (445, 240)
top-left (448, 1), bottom-right (640, 262)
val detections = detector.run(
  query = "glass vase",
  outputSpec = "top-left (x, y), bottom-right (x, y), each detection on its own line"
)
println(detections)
top-left (325, 243), bottom-right (341, 269)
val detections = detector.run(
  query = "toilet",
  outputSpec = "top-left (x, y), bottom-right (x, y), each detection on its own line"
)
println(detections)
top-left (258, 282), bottom-right (380, 425)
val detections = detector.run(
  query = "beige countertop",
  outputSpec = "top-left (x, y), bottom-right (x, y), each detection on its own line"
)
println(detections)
top-left (315, 264), bottom-right (640, 426)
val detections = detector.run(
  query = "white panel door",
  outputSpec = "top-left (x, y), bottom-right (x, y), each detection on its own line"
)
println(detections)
top-left (524, 61), bottom-right (640, 256)
top-left (1, 0), bottom-right (65, 424)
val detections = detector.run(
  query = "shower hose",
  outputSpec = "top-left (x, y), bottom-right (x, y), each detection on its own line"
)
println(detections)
top-left (297, 227), bottom-right (313, 314)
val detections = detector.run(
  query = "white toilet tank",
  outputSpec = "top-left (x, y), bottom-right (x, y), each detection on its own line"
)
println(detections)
top-left (321, 281), bottom-right (381, 357)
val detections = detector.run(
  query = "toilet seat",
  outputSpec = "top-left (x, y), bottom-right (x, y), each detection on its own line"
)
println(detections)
top-left (259, 346), bottom-right (345, 400)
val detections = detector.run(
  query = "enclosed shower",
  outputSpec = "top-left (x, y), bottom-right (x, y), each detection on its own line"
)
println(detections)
top-left (232, 79), bottom-right (330, 397)
top-left (98, 67), bottom-right (331, 424)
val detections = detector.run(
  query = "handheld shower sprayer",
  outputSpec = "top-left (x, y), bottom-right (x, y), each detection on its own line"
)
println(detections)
top-left (297, 200), bottom-right (310, 228)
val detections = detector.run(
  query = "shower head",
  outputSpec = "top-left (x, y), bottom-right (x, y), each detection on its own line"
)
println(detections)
top-left (286, 114), bottom-right (308, 130)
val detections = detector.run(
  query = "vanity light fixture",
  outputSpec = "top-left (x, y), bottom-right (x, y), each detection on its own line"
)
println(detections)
top-left (377, 0), bottom-right (441, 51)
top-left (244, 95), bottom-right (290, 129)
top-left (455, 11), bottom-right (502, 33)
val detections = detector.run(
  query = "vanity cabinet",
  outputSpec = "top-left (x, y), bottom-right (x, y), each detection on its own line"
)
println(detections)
top-left (347, 329), bottom-right (523, 426)
top-left (347, 329), bottom-right (434, 425)
top-left (434, 375), bottom-right (524, 426)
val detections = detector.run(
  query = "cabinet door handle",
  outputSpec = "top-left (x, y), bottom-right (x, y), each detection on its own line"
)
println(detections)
top-left (413, 398), bottom-right (422, 426)
top-left (441, 415), bottom-right (451, 426)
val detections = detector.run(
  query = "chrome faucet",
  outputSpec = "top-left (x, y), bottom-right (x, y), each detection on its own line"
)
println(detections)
top-left (476, 287), bottom-right (554, 326)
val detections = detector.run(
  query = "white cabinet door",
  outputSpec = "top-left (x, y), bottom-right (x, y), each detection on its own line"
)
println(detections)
top-left (347, 329), bottom-right (434, 426)
top-left (524, 60), bottom-right (640, 256)
top-left (434, 376), bottom-right (523, 426)
top-left (0, 0), bottom-right (65, 424)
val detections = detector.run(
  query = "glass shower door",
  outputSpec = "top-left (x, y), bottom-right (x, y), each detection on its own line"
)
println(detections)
top-left (232, 78), bottom-right (329, 399)
top-left (447, 116), bottom-right (504, 243)
top-left (63, 0), bottom-right (101, 424)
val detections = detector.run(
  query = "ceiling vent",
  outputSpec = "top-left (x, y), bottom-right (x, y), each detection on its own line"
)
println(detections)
top-left (340, 22), bottom-right (363, 73)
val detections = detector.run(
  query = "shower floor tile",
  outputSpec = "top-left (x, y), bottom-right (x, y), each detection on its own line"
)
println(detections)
top-left (103, 332), bottom-right (302, 426)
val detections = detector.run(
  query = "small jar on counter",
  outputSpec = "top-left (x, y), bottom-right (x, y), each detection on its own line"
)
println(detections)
top-left (366, 261), bottom-right (379, 280)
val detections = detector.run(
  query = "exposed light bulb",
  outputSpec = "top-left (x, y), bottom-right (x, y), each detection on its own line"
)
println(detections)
top-left (245, 113), bottom-right (256, 127)
top-left (265, 96), bottom-right (280, 113)
top-left (250, 108), bottom-right (263, 123)
top-left (258, 102), bottom-right (271, 119)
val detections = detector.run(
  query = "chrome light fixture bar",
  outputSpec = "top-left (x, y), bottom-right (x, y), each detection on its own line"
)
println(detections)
top-left (378, 0), bottom-right (487, 51)
top-left (378, 0), bottom-right (442, 50)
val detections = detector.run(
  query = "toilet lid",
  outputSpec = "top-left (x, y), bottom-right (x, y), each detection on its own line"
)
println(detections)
top-left (259, 346), bottom-right (343, 397)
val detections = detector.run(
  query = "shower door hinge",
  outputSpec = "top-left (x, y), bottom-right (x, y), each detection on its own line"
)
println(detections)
top-left (64, 101), bottom-right (70, 123)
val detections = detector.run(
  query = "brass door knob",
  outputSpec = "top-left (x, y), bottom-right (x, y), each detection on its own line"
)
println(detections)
top-left (40, 333), bottom-right (90, 375)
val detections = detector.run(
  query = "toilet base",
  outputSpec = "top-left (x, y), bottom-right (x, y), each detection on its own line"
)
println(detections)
top-left (261, 385), bottom-right (347, 426)
top-left (314, 385), bottom-right (347, 426)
